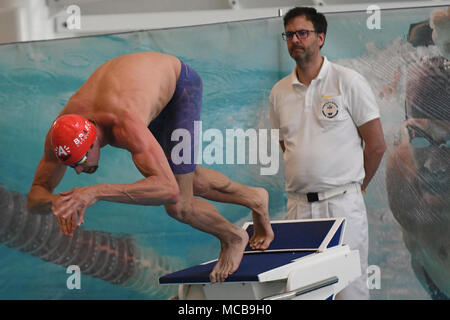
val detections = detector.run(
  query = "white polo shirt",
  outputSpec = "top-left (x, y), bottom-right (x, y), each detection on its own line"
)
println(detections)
top-left (270, 56), bottom-right (380, 193)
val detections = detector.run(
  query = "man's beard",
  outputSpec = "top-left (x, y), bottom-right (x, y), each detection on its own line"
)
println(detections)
top-left (291, 45), bottom-right (316, 65)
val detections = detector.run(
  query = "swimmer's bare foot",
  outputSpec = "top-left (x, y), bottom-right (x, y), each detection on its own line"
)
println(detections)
top-left (210, 227), bottom-right (249, 283)
top-left (249, 188), bottom-right (274, 250)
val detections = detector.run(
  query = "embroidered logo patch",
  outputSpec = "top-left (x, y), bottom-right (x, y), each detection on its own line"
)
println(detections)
top-left (322, 101), bottom-right (339, 118)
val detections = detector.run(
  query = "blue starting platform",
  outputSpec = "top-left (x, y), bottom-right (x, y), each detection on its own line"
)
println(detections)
top-left (159, 218), bottom-right (361, 300)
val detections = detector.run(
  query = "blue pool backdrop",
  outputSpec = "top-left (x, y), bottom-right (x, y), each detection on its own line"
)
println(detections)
top-left (0, 6), bottom-right (449, 299)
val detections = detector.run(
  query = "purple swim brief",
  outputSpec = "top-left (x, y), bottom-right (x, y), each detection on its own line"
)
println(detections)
top-left (148, 61), bottom-right (202, 174)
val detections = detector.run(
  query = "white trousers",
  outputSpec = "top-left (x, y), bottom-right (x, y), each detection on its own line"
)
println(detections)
top-left (286, 184), bottom-right (370, 300)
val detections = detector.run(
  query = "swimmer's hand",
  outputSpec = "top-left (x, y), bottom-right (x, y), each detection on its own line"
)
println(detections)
top-left (52, 186), bottom-right (98, 236)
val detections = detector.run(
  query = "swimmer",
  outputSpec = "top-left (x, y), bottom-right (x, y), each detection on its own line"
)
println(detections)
top-left (26, 52), bottom-right (274, 283)
top-left (386, 63), bottom-right (450, 299)
top-left (386, 17), bottom-right (450, 299)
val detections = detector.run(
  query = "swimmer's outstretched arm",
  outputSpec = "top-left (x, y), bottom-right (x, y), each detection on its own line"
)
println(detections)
top-left (29, 117), bottom-right (180, 236)
top-left (92, 117), bottom-right (180, 206)
top-left (54, 119), bottom-right (180, 235)
top-left (27, 131), bottom-right (67, 214)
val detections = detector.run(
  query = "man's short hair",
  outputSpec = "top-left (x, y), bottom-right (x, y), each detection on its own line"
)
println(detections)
top-left (283, 7), bottom-right (328, 37)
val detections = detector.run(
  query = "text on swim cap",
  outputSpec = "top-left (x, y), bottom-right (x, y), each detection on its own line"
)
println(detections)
top-left (73, 121), bottom-right (92, 146)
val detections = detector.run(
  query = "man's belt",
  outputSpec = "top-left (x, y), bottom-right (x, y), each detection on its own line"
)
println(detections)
top-left (290, 183), bottom-right (361, 203)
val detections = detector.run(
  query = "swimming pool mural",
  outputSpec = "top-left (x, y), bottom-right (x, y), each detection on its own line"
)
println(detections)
top-left (0, 6), bottom-right (448, 299)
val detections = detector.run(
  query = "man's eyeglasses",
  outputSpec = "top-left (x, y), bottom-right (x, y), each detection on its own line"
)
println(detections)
top-left (69, 151), bottom-right (89, 168)
top-left (282, 29), bottom-right (316, 41)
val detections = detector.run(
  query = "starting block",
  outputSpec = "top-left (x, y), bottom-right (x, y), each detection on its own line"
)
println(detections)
top-left (159, 218), bottom-right (361, 300)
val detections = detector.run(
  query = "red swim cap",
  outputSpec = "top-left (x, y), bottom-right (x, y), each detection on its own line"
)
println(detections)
top-left (51, 114), bottom-right (97, 165)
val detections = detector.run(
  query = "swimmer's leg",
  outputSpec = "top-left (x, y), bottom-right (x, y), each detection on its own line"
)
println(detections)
top-left (193, 166), bottom-right (274, 250)
top-left (164, 171), bottom-right (248, 283)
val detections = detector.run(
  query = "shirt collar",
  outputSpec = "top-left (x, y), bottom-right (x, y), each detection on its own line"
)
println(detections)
top-left (290, 56), bottom-right (329, 87)
top-left (316, 56), bottom-right (329, 80)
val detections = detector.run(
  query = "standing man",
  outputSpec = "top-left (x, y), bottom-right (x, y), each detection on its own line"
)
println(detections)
top-left (27, 51), bottom-right (274, 283)
top-left (270, 7), bottom-right (386, 299)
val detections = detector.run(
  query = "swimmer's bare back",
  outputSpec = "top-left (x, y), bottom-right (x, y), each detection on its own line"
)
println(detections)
top-left (61, 52), bottom-right (181, 128)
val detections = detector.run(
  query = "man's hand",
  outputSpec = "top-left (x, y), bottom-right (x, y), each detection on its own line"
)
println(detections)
top-left (52, 186), bottom-right (98, 236)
